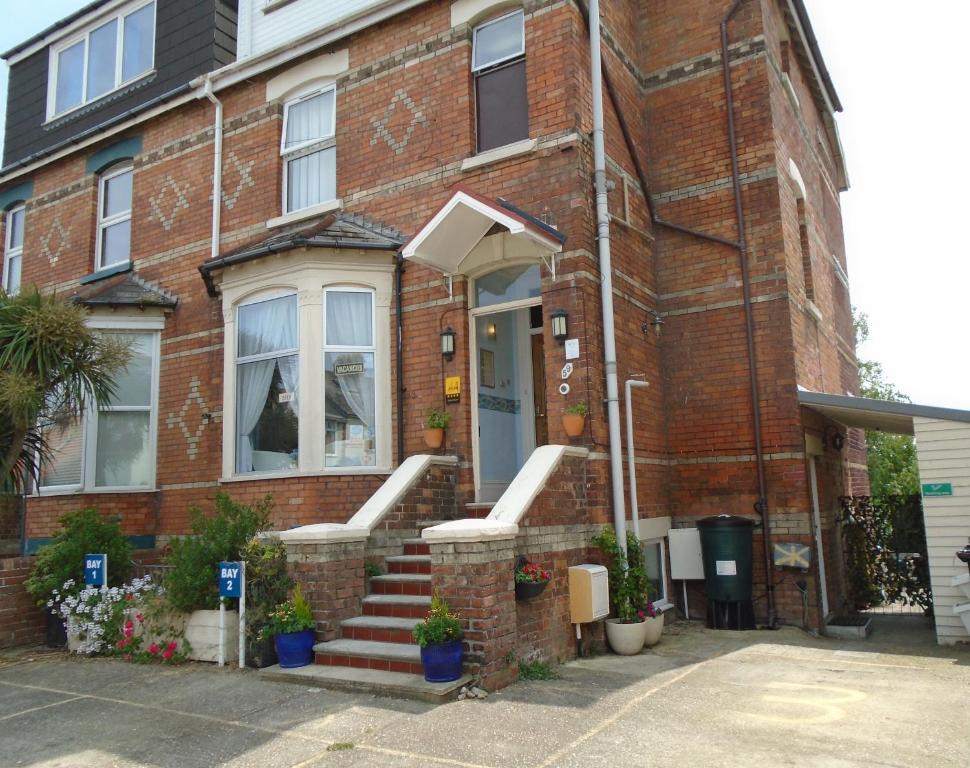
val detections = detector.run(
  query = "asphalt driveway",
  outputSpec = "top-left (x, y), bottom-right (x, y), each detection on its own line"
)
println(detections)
top-left (1, 616), bottom-right (967, 767)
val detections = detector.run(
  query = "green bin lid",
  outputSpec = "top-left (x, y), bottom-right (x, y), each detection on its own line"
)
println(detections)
top-left (696, 514), bottom-right (757, 529)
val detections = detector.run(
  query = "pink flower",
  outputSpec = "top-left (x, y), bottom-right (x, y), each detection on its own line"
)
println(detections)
top-left (148, 643), bottom-right (160, 655)
top-left (135, 613), bottom-right (145, 623)
top-left (166, 641), bottom-right (178, 651)
top-left (162, 649), bottom-right (174, 660)
top-left (116, 638), bottom-right (128, 649)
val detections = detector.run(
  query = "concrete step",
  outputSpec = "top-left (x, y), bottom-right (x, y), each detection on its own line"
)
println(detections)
top-left (340, 615), bottom-right (420, 644)
top-left (386, 554), bottom-right (431, 575)
top-left (314, 638), bottom-right (423, 675)
top-left (363, 593), bottom-right (431, 619)
top-left (369, 573), bottom-right (432, 596)
top-left (260, 664), bottom-right (472, 704)
top-left (402, 538), bottom-right (430, 556)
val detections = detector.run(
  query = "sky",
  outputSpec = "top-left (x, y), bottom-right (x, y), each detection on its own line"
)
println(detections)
top-left (0, 1), bottom-right (968, 408)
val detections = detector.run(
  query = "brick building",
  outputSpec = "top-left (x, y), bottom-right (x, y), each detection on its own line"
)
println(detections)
top-left (0, 0), bottom-right (865, 672)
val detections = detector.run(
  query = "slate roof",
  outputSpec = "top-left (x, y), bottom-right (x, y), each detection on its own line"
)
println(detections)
top-left (72, 272), bottom-right (178, 309)
top-left (200, 213), bottom-right (404, 296)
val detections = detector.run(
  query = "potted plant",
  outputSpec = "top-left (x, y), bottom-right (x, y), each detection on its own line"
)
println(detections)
top-left (514, 558), bottom-right (552, 601)
top-left (263, 584), bottom-right (316, 668)
top-left (642, 599), bottom-right (664, 647)
top-left (424, 408), bottom-right (451, 449)
top-left (591, 526), bottom-right (651, 655)
top-left (241, 535), bottom-right (292, 668)
top-left (562, 403), bottom-right (588, 438)
top-left (412, 591), bottom-right (464, 682)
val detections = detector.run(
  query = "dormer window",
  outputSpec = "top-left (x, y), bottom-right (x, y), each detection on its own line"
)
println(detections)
top-left (49, 1), bottom-right (156, 119)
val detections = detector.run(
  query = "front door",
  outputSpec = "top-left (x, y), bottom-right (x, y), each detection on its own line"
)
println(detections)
top-left (474, 305), bottom-right (546, 502)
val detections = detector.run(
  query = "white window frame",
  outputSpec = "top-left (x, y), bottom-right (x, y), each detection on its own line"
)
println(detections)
top-left (322, 286), bottom-right (378, 468)
top-left (96, 163), bottom-right (134, 271)
top-left (37, 316), bottom-right (162, 495)
top-left (643, 537), bottom-right (671, 609)
top-left (472, 9), bottom-right (525, 73)
top-left (3, 205), bottom-right (25, 294)
top-left (280, 85), bottom-right (337, 215)
top-left (47, 0), bottom-right (157, 121)
top-left (234, 289), bottom-right (301, 475)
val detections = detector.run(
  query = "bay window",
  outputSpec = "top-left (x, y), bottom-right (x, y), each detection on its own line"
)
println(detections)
top-left (4, 205), bottom-right (24, 294)
top-left (39, 326), bottom-right (160, 492)
top-left (50, 1), bottom-right (156, 118)
top-left (235, 293), bottom-right (299, 474)
top-left (281, 87), bottom-right (337, 214)
top-left (97, 164), bottom-right (133, 270)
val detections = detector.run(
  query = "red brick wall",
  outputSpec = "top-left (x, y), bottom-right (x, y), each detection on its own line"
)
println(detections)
top-left (0, 557), bottom-right (45, 649)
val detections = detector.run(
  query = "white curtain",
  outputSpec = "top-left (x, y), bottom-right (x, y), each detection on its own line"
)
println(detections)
top-left (331, 353), bottom-right (375, 430)
top-left (276, 354), bottom-right (299, 415)
top-left (285, 90), bottom-right (335, 212)
top-left (285, 90), bottom-right (334, 149)
top-left (326, 291), bottom-right (372, 346)
top-left (236, 360), bottom-right (275, 473)
top-left (238, 295), bottom-right (297, 356)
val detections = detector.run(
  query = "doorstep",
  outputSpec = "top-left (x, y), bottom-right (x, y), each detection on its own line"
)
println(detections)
top-left (259, 663), bottom-right (473, 704)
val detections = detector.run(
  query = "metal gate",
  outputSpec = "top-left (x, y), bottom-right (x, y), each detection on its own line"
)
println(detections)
top-left (839, 495), bottom-right (932, 613)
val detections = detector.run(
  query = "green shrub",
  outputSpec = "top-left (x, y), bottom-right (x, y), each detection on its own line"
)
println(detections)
top-left (591, 526), bottom-right (651, 623)
top-left (412, 591), bottom-right (462, 647)
top-left (262, 584), bottom-right (315, 636)
top-left (164, 493), bottom-right (272, 612)
top-left (241, 535), bottom-right (292, 643)
top-left (25, 508), bottom-right (132, 607)
top-left (425, 408), bottom-right (451, 429)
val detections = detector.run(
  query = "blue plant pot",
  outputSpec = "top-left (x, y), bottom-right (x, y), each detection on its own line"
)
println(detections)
top-left (274, 629), bottom-right (315, 668)
top-left (419, 640), bottom-right (464, 683)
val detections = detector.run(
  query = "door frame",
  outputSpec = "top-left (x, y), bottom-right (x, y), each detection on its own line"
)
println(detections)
top-left (807, 455), bottom-right (831, 620)
top-left (468, 293), bottom-right (543, 502)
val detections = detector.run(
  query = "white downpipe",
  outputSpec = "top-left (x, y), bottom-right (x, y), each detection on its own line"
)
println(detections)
top-left (589, 0), bottom-right (627, 554)
top-left (625, 379), bottom-right (650, 539)
top-left (202, 77), bottom-right (223, 262)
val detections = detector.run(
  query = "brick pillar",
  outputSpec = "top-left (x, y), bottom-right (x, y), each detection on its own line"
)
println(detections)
top-left (429, 535), bottom-right (518, 690)
top-left (285, 537), bottom-right (367, 642)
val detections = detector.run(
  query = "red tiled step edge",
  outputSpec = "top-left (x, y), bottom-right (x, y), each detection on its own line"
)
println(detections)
top-left (369, 574), bottom-right (432, 596)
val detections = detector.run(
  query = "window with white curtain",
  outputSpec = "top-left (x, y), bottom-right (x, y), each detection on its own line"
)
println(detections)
top-left (97, 164), bottom-right (133, 270)
top-left (323, 288), bottom-right (375, 468)
top-left (235, 293), bottom-right (299, 474)
top-left (49, 1), bottom-right (156, 118)
top-left (4, 205), bottom-right (25, 294)
top-left (39, 329), bottom-right (159, 492)
top-left (281, 87), bottom-right (336, 214)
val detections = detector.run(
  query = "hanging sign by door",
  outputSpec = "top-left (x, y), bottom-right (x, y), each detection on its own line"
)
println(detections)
top-left (445, 376), bottom-right (461, 403)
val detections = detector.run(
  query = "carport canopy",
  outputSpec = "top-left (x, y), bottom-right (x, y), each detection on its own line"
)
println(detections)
top-left (798, 389), bottom-right (970, 436)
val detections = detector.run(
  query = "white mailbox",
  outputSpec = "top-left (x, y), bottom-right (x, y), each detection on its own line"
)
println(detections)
top-left (568, 564), bottom-right (609, 623)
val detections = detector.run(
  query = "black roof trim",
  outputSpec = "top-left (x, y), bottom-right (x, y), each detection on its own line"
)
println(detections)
top-left (798, 390), bottom-right (970, 426)
top-left (2, 0), bottom-right (114, 60)
top-left (497, 197), bottom-right (567, 244)
top-left (789, 0), bottom-right (843, 113)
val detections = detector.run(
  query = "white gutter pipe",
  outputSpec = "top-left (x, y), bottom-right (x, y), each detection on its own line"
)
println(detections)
top-left (201, 77), bottom-right (223, 263)
top-left (589, 0), bottom-right (627, 555)
top-left (624, 378), bottom-right (650, 539)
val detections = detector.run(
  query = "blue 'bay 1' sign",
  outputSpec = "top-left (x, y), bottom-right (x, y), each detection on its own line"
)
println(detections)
top-left (84, 554), bottom-right (107, 586)
top-left (219, 562), bottom-right (242, 598)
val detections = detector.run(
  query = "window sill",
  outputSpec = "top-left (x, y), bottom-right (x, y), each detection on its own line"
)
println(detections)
top-left (35, 487), bottom-right (157, 497)
top-left (266, 199), bottom-right (342, 230)
top-left (80, 261), bottom-right (132, 285)
top-left (461, 138), bottom-right (536, 172)
top-left (220, 467), bottom-right (392, 483)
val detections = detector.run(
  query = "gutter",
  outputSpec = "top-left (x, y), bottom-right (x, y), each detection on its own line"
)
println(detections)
top-left (201, 77), bottom-right (224, 268)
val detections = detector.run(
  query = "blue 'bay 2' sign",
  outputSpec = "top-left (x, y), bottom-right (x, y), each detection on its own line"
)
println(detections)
top-left (84, 554), bottom-right (107, 586)
top-left (219, 562), bottom-right (242, 598)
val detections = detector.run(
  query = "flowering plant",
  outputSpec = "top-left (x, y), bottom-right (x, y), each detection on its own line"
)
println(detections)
top-left (515, 562), bottom-right (552, 584)
top-left (412, 591), bottom-right (462, 647)
top-left (641, 600), bottom-right (661, 619)
top-left (261, 584), bottom-right (315, 637)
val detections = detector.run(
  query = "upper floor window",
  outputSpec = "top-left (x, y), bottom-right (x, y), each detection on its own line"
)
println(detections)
top-left (281, 87), bottom-right (336, 214)
top-left (97, 164), bottom-right (133, 270)
top-left (3, 205), bottom-right (25, 294)
top-left (472, 10), bottom-right (527, 153)
top-left (50, 1), bottom-right (156, 119)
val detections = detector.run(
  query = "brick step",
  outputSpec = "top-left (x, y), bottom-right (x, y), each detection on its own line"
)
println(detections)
top-left (369, 573), bottom-right (432, 596)
top-left (386, 554), bottom-right (431, 575)
top-left (340, 615), bottom-right (420, 644)
top-left (402, 538), bottom-right (430, 556)
top-left (260, 664), bottom-right (472, 704)
top-left (463, 502), bottom-right (494, 519)
top-left (362, 593), bottom-right (431, 619)
top-left (314, 639), bottom-right (423, 675)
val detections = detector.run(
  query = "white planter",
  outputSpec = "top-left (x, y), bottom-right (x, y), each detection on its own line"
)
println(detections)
top-left (952, 573), bottom-right (970, 602)
top-left (605, 618), bottom-right (647, 655)
top-left (185, 609), bottom-right (238, 663)
top-left (643, 613), bottom-right (664, 647)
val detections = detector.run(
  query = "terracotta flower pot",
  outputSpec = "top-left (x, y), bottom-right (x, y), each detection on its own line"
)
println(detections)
top-left (423, 427), bottom-right (444, 448)
top-left (643, 613), bottom-right (664, 647)
top-left (605, 618), bottom-right (647, 655)
top-left (562, 413), bottom-right (586, 438)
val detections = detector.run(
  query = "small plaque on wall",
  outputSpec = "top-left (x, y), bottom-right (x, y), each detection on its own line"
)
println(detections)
top-left (445, 376), bottom-right (461, 403)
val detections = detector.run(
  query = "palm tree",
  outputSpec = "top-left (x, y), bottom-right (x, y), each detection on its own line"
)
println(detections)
top-left (0, 288), bottom-right (129, 490)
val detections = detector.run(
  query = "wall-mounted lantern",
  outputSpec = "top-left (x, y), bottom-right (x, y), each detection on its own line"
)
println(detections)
top-left (551, 309), bottom-right (568, 343)
top-left (440, 327), bottom-right (456, 361)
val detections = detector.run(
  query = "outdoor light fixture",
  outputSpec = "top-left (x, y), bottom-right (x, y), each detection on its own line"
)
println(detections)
top-left (551, 309), bottom-right (568, 343)
top-left (440, 327), bottom-right (456, 360)
top-left (642, 311), bottom-right (664, 337)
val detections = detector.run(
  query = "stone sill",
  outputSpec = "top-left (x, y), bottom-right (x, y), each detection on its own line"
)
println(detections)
top-left (278, 523), bottom-right (369, 544)
top-left (422, 518), bottom-right (519, 544)
top-left (266, 198), bottom-right (342, 230)
top-left (219, 467), bottom-right (391, 483)
top-left (461, 138), bottom-right (537, 172)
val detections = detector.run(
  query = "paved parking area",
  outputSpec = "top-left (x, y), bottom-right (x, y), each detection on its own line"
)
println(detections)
top-left (1, 617), bottom-right (967, 767)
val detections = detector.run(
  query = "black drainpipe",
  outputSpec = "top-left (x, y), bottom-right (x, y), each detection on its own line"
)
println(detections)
top-left (395, 253), bottom-right (406, 465)
top-left (577, 0), bottom-right (776, 626)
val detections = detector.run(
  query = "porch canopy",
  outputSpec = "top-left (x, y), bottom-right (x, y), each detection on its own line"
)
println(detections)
top-left (797, 388), bottom-right (970, 435)
top-left (401, 187), bottom-right (565, 282)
